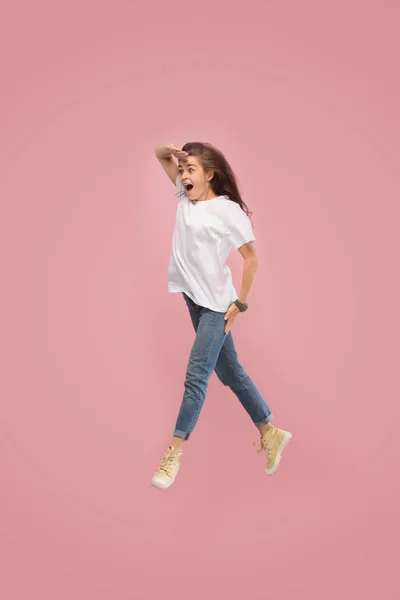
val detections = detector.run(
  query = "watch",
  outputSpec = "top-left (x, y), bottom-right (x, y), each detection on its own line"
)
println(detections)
top-left (234, 299), bottom-right (248, 312)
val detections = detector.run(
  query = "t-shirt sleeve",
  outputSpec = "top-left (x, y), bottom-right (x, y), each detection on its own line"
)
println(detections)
top-left (175, 174), bottom-right (186, 201)
top-left (225, 204), bottom-right (256, 249)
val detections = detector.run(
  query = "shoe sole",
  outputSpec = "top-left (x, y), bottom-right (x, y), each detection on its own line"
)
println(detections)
top-left (265, 432), bottom-right (292, 476)
top-left (151, 477), bottom-right (175, 490)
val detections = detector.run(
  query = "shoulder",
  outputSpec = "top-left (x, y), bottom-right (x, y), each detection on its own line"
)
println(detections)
top-left (218, 198), bottom-right (241, 211)
top-left (218, 199), bottom-right (249, 219)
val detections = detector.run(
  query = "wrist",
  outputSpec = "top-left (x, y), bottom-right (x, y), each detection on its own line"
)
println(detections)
top-left (155, 144), bottom-right (173, 160)
top-left (234, 299), bottom-right (248, 312)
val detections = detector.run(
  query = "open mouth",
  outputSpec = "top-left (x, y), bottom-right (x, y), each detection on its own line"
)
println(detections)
top-left (185, 184), bottom-right (194, 192)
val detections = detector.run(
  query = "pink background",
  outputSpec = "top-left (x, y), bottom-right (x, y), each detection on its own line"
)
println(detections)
top-left (1, 1), bottom-right (399, 598)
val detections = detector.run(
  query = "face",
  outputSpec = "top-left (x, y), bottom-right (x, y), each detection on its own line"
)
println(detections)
top-left (178, 155), bottom-right (215, 201)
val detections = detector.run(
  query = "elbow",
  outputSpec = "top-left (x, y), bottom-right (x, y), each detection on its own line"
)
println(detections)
top-left (246, 256), bottom-right (258, 269)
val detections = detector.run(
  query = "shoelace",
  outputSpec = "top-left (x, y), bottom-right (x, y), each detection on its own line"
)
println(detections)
top-left (159, 450), bottom-right (180, 476)
top-left (253, 437), bottom-right (273, 461)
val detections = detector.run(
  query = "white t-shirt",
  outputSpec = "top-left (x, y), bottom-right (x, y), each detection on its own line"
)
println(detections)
top-left (168, 175), bottom-right (256, 312)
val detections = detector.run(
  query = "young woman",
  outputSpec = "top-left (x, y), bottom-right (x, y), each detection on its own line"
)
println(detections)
top-left (151, 142), bottom-right (292, 489)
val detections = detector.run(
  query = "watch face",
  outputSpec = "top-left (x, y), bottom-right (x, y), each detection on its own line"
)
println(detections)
top-left (236, 301), bottom-right (247, 311)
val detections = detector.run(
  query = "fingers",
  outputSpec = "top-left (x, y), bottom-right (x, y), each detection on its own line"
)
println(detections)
top-left (225, 310), bottom-right (240, 332)
top-left (225, 304), bottom-right (241, 332)
top-left (172, 146), bottom-right (188, 160)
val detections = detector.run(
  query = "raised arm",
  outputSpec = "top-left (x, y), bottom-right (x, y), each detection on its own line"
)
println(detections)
top-left (155, 144), bottom-right (188, 185)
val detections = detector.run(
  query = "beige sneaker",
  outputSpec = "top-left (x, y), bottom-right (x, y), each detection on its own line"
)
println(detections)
top-left (151, 446), bottom-right (183, 489)
top-left (254, 425), bottom-right (292, 475)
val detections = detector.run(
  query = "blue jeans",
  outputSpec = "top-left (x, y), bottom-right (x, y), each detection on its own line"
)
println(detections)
top-left (174, 293), bottom-right (274, 440)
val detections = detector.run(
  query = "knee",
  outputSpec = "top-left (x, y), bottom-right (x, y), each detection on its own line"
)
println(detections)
top-left (215, 371), bottom-right (229, 386)
top-left (215, 362), bottom-right (246, 387)
top-left (215, 365), bottom-right (233, 386)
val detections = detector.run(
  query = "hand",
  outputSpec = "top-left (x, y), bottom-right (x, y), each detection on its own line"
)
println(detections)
top-left (169, 145), bottom-right (189, 161)
top-left (155, 144), bottom-right (189, 161)
top-left (224, 303), bottom-right (241, 334)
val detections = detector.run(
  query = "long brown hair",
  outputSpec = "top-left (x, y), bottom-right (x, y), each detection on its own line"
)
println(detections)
top-left (179, 141), bottom-right (253, 222)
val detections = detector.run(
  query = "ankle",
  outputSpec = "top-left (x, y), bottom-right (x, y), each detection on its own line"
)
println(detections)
top-left (258, 423), bottom-right (273, 437)
top-left (171, 437), bottom-right (186, 451)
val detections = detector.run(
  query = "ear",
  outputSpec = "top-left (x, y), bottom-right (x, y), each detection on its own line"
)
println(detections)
top-left (206, 171), bottom-right (215, 183)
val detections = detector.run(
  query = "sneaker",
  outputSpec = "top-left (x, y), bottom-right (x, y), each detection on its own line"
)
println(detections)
top-left (151, 446), bottom-right (183, 489)
top-left (254, 425), bottom-right (292, 475)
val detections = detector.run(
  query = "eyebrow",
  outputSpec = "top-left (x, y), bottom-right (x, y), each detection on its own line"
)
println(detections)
top-left (178, 163), bottom-right (196, 169)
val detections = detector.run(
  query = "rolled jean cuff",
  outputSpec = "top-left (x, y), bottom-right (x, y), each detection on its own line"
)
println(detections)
top-left (174, 429), bottom-right (190, 441)
top-left (254, 413), bottom-right (275, 427)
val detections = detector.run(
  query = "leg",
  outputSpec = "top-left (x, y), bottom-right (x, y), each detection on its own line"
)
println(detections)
top-left (214, 330), bottom-right (275, 427)
top-left (170, 293), bottom-right (201, 449)
top-left (173, 295), bottom-right (228, 441)
top-left (152, 295), bottom-right (232, 489)
top-left (214, 330), bottom-right (292, 476)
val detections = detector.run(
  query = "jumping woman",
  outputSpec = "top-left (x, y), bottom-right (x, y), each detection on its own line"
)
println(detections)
top-left (151, 142), bottom-right (292, 489)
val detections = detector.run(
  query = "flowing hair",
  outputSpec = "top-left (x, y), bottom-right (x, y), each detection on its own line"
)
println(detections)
top-left (177, 141), bottom-right (254, 225)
